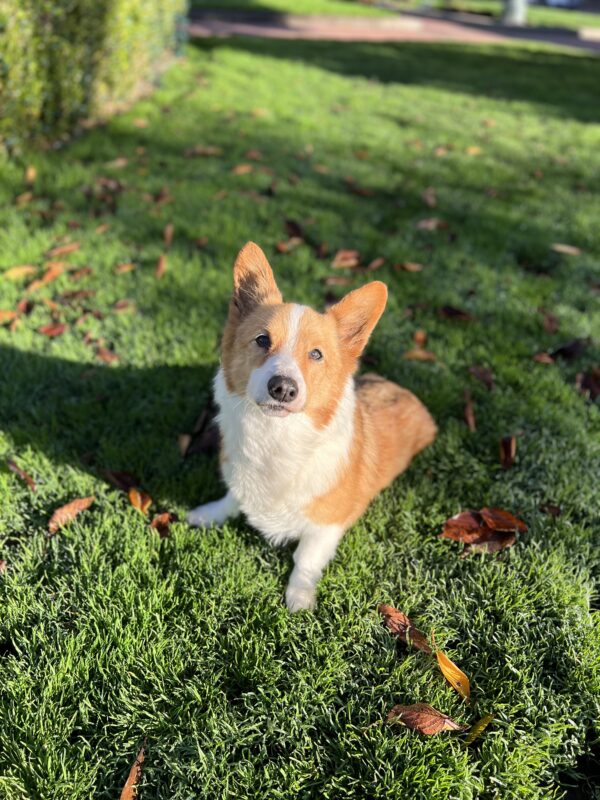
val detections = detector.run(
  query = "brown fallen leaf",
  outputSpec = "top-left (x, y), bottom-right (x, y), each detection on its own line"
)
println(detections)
top-left (48, 496), bottom-right (95, 534)
top-left (441, 511), bottom-right (484, 544)
top-left (150, 511), bottom-right (179, 539)
top-left (3, 265), bottom-right (36, 281)
top-left (344, 176), bottom-right (374, 197)
top-left (7, 459), bottom-right (36, 491)
top-left (395, 262), bottom-right (424, 273)
top-left (120, 741), bottom-right (146, 800)
top-left (38, 322), bottom-right (67, 338)
top-left (128, 488), bottom-right (152, 516)
top-left (416, 217), bottom-right (448, 232)
top-left (71, 267), bottom-right (93, 281)
top-left (378, 604), bottom-right (432, 654)
top-left (232, 163), bottom-right (253, 176)
top-left (534, 352), bottom-right (555, 365)
top-left (402, 347), bottom-right (436, 362)
top-left (332, 249), bottom-right (360, 269)
top-left (386, 703), bottom-right (465, 735)
top-left (95, 223), bottom-right (111, 235)
top-left (163, 223), bottom-right (174, 247)
top-left (465, 531), bottom-right (516, 555)
top-left (46, 241), bottom-right (81, 258)
top-left (113, 299), bottom-right (135, 313)
top-left (413, 329), bottom-right (428, 347)
top-left (16, 298), bottom-right (34, 315)
top-left (463, 390), bottom-right (476, 432)
top-left (184, 403), bottom-right (220, 458)
top-left (100, 470), bottom-right (139, 492)
top-left (177, 434), bottom-right (192, 457)
top-left (540, 501), bottom-right (562, 517)
top-left (432, 632), bottom-right (470, 702)
top-left (184, 144), bottom-right (223, 158)
top-left (551, 243), bottom-right (582, 256)
top-left (0, 310), bottom-right (18, 326)
top-left (500, 435), bottom-right (517, 469)
top-left (438, 306), bottom-right (473, 322)
top-left (366, 257), bottom-right (385, 272)
top-left (245, 148), bottom-right (263, 161)
top-left (96, 346), bottom-right (119, 364)
top-left (469, 365), bottom-right (494, 390)
top-left (551, 338), bottom-right (590, 362)
top-left (155, 253), bottom-right (167, 279)
top-left (285, 219), bottom-right (304, 240)
top-left (0, 560), bottom-right (6, 575)
top-left (465, 713), bottom-right (494, 745)
top-left (479, 507), bottom-right (528, 533)
top-left (576, 367), bottom-right (600, 401)
top-left (466, 146), bottom-right (482, 156)
top-left (539, 308), bottom-right (559, 333)
top-left (276, 237), bottom-right (303, 254)
top-left (16, 191), bottom-right (33, 206)
top-left (421, 187), bottom-right (437, 208)
top-left (25, 165), bottom-right (37, 185)
top-left (115, 263), bottom-right (136, 274)
top-left (325, 275), bottom-right (352, 287)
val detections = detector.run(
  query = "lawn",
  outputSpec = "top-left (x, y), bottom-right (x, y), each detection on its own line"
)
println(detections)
top-left (1, 36), bottom-right (600, 799)
top-left (189, 0), bottom-right (393, 16)
top-left (425, 0), bottom-right (600, 30)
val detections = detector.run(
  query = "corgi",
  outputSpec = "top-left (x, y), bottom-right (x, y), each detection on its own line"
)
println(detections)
top-left (188, 242), bottom-right (437, 611)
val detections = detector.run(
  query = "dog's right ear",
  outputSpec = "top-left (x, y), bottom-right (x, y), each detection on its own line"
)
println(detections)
top-left (231, 242), bottom-right (282, 315)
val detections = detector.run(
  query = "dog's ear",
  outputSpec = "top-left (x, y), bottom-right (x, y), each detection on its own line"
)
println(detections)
top-left (328, 281), bottom-right (388, 359)
top-left (231, 242), bottom-right (282, 315)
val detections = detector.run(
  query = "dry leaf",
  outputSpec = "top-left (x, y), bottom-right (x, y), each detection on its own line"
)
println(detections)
top-left (439, 306), bottom-right (473, 321)
top-left (285, 219), bottom-right (304, 240)
top-left (150, 511), bottom-right (178, 539)
top-left (479, 507), bottom-right (527, 533)
top-left (325, 276), bottom-right (351, 287)
top-left (402, 347), bottom-right (436, 362)
top-left (105, 157), bottom-right (129, 169)
top-left (163, 223), bottom-right (174, 247)
top-left (386, 703), bottom-right (464, 735)
top-left (441, 511), bottom-right (484, 544)
top-left (432, 633), bottom-right (470, 702)
top-left (46, 241), bottom-right (80, 258)
top-left (48, 496), bottom-right (95, 534)
top-left (232, 163), bottom-right (253, 175)
top-left (500, 435), bottom-right (517, 469)
top-left (276, 237), bottom-right (303, 254)
top-left (128, 488), bottom-right (152, 516)
top-left (25, 165), bottom-right (37, 184)
top-left (469, 365), bottom-right (494, 390)
top-left (395, 262), bottom-right (424, 273)
top-left (551, 243), bottom-right (582, 256)
top-left (416, 217), bottom-right (447, 231)
top-left (15, 191), bottom-right (33, 206)
top-left (534, 352), bottom-right (555, 364)
top-left (421, 187), bottom-right (437, 208)
top-left (462, 390), bottom-right (476, 432)
top-left (576, 367), bottom-right (600, 401)
top-left (465, 714), bottom-right (494, 745)
top-left (116, 262), bottom-right (136, 274)
top-left (38, 322), bottom-right (67, 338)
top-left (155, 253), bottom-right (167, 279)
top-left (0, 310), bottom-right (18, 326)
top-left (95, 223), bottom-right (111, 235)
top-left (466, 146), bottom-right (482, 156)
top-left (120, 742), bottom-right (146, 800)
top-left (366, 257), bottom-right (385, 271)
top-left (113, 299), bottom-right (135, 312)
top-left (184, 145), bottom-right (223, 158)
top-left (0, 560), bottom-right (6, 575)
top-left (7, 459), bottom-right (36, 491)
top-left (245, 148), bottom-right (263, 161)
top-left (378, 604), bottom-right (432, 654)
top-left (96, 346), bottom-right (119, 364)
top-left (540, 501), bottom-right (562, 517)
top-left (539, 308), bottom-right (559, 333)
top-left (332, 249), bottom-right (360, 269)
top-left (413, 329), bottom-right (428, 347)
top-left (3, 265), bottom-right (36, 281)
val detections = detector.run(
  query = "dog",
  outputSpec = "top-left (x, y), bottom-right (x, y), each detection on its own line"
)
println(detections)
top-left (188, 242), bottom-right (437, 611)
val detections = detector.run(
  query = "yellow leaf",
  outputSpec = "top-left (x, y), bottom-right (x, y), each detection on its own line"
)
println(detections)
top-left (465, 713), bottom-right (494, 745)
top-left (433, 631), bottom-right (470, 702)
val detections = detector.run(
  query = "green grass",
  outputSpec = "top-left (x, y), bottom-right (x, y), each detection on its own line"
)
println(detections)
top-left (189, 0), bottom-right (392, 17)
top-left (1, 37), bottom-right (600, 799)
top-left (427, 0), bottom-right (600, 30)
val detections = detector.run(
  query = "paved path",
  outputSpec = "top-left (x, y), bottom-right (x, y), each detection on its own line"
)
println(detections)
top-left (188, 11), bottom-right (600, 53)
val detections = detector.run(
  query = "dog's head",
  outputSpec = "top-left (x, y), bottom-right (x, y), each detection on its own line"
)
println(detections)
top-left (220, 242), bottom-right (387, 427)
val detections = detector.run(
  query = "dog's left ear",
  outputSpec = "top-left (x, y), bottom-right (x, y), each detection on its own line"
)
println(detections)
top-left (328, 281), bottom-right (388, 359)
top-left (231, 242), bottom-right (282, 315)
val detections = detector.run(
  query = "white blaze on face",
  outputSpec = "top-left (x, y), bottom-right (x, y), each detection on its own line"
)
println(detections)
top-left (247, 304), bottom-right (307, 414)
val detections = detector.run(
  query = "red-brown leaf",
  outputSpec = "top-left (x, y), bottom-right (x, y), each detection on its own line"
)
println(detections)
top-left (463, 390), bottom-right (476, 432)
top-left (576, 367), bottom-right (600, 401)
top-left (551, 338), bottom-right (590, 362)
top-left (46, 241), bottom-right (81, 258)
top-left (469, 365), bottom-right (494, 390)
top-left (500, 435), bottom-right (517, 469)
top-left (441, 511), bottom-right (484, 544)
top-left (38, 322), bottom-right (66, 338)
top-left (150, 512), bottom-right (179, 539)
top-left (231, 163), bottom-right (253, 175)
top-left (386, 703), bottom-right (465, 734)
top-left (155, 253), bottom-right (167, 279)
top-left (438, 306), bottom-right (473, 321)
top-left (378, 604), bottom-right (432, 654)
top-left (120, 742), bottom-right (146, 800)
top-left (0, 310), bottom-right (18, 326)
top-left (48, 496), bottom-right (95, 534)
top-left (479, 507), bottom-right (528, 533)
top-left (7, 459), bottom-right (36, 491)
top-left (539, 308), bottom-right (559, 333)
top-left (184, 145), bottom-right (223, 158)
top-left (96, 346), bottom-right (119, 364)
top-left (163, 223), bottom-right (174, 247)
top-left (332, 249), bottom-right (360, 269)
top-left (128, 488), bottom-right (152, 516)
top-left (416, 217), bottom-right (448, 231)
top-left (395, 261), bottom-right (424, 273)
top-left (534, 352), bottom-right (555, 364)
top-left (3, 265), bottom-right (36, 281)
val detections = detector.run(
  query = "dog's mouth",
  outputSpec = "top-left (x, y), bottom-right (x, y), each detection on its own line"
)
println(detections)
top-left (258, 403), bottom-right (292, 418)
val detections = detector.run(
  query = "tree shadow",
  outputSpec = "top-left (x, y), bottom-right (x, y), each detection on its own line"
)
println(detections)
top-left (191, 37), bottom-right (600, 124)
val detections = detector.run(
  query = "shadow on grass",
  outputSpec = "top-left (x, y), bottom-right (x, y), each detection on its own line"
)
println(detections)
top-left (191, 37), bottom-right (600, 124)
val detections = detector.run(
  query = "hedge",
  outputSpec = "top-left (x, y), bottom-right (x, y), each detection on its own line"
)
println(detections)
top-left (0, 0), bottom-right (187, 151)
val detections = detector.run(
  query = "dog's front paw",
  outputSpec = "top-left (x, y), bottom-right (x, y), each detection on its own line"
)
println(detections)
top-left (187, 503), bottom-right (220, 528)
top-left (286, 584), bottom-right (316, 613)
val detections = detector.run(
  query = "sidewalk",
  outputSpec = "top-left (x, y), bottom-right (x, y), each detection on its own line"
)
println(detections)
top-left (188, 9), bottom-right (600, 52)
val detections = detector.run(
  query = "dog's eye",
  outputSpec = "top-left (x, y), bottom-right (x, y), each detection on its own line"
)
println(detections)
top-left (309, 349), bottom-right (323, 361)
top-left (255, 334), bottom-right (271, 349)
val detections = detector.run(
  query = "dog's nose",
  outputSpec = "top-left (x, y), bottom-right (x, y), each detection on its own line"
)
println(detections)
top-left (268, 375), bottom-right (298, 404)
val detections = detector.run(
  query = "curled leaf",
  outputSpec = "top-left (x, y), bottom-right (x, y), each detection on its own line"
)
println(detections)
top-left (150, 512), bottom-right (178, 539)
top-left (128, 488), bottom-right (152, 516)
top-left (386, 703), bottom-right (465, 735)
top-left (377, 604), bottom-right (432, 654)
top-left (332, 249), bottom-right (360, 269)
top-left (433, 632), bottom-right (470, 702)
top-left (402, 347), bottom-right (436, 362)
top-left (120, 741), bottom-right (146, 800)
top-left (465, 713), bottom-right (494, 745)
top-left (479, 507), bottom-right (527, 533)
top-left (7, 459), bottom-right (36, 491)
top-left (46, 241), bottom-right (80, 258)
top-left (48, 496), bottom-right (95, 534)
top-left (500, 435), bottom-right (517, 469)
top-left (463, 390), bottom-right (476, 432)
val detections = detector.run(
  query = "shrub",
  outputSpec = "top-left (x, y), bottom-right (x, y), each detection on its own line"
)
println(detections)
top-left (0, 0), bottom-right (187, 151)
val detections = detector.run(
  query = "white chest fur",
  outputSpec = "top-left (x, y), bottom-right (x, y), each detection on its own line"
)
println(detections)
top-left (214, 368), bottom-right (355, 544)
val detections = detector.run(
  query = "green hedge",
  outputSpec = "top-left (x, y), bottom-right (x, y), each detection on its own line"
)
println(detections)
top-left (0, 0), bottom-right (187, 150)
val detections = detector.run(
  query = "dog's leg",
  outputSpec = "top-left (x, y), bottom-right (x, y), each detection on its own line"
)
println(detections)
top-left (286, 525), bottom-right (344, 612)
top-left (187, 491), bottom-right (240, 528)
